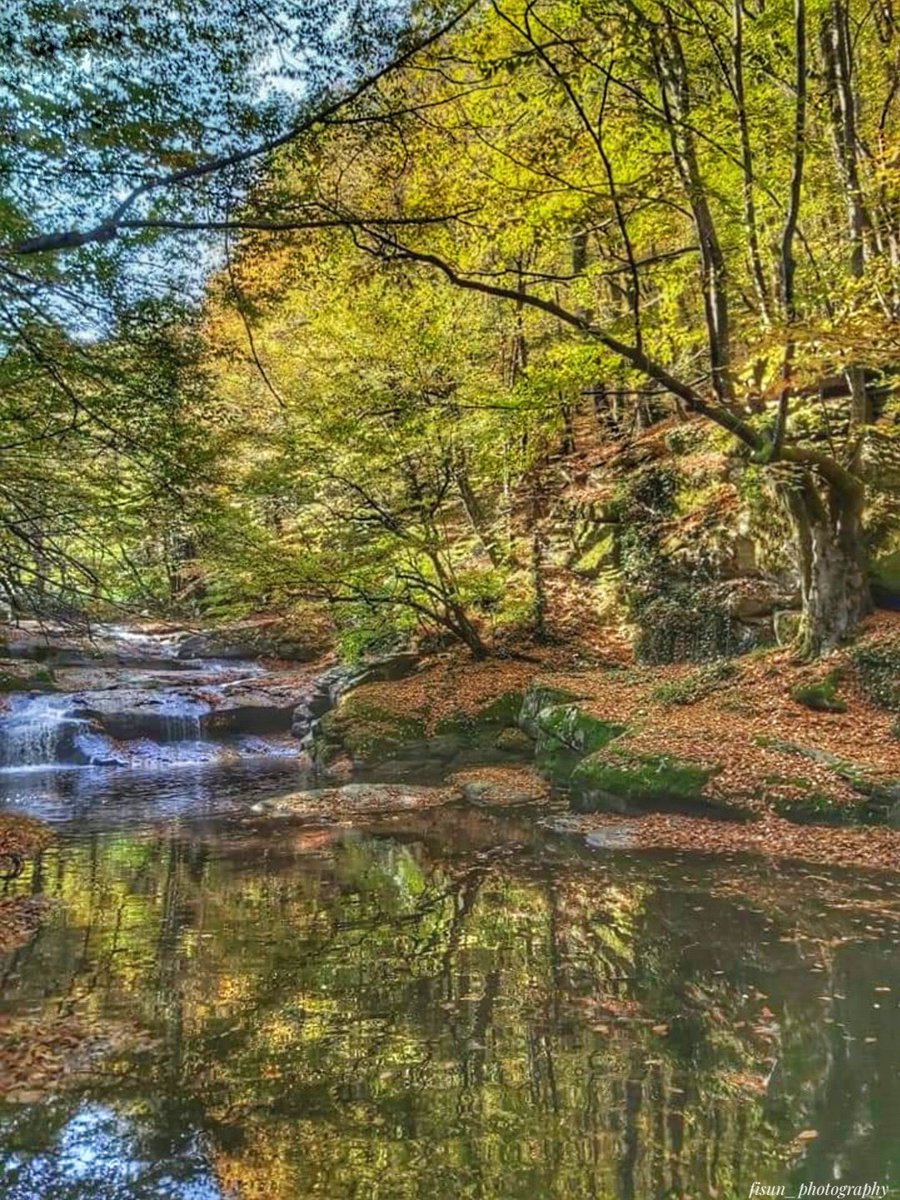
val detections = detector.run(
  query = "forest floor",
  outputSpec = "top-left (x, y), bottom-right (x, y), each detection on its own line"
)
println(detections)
top-left (349, 609), bottom-right (900, 873)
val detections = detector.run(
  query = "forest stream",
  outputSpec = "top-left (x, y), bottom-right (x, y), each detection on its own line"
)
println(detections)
top-left (0, 632), bottom-right (898, 1198)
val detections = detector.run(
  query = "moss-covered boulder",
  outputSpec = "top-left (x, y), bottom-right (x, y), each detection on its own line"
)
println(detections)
top-left (434, 691), bottom-right (525, 749)
top-left (755, 734), bottom-right (900, 822)
top-left (315, 686), bottom-right (528, 772)
top-left (569, 746), bottom-right (720, 814)
top-left (791, 669), bottom-right (846, 713)
top-left (533, 704), bottom-right (627, 783)
top-left (316, 694), bottom-right (427, 767)
top-left (517, 684), bottom-right (582, 738)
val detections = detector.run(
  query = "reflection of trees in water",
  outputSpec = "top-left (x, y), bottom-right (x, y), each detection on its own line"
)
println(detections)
top-left (6, 824), bottom-right (900, 1198)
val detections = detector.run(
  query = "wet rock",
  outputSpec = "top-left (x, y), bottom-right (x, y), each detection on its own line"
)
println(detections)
top-left (449, 766), bottom-right (550, 807)
top-left (175, 633), bottom-right (258, 661)
top-left (72, 682), bottom-right (303, 742)
top-left (257, 782), bottom-right (460, 817)
top-left (585, 824), bottom-right (637, 850)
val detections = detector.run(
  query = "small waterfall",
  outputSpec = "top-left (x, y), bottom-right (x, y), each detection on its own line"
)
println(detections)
top-left (149, 695), bottom-right (207, 744)
top-left (0, 695), bottom-right (88, 770)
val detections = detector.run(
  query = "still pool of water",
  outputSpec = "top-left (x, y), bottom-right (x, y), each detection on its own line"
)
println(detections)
top-left (1, 763), bottom-right (899, 1199)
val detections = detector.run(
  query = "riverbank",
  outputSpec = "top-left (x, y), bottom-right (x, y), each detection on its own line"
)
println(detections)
top-left (307, 610), bottom-right (900, 869)
top-left (1, 611), bottom-right (898, 875)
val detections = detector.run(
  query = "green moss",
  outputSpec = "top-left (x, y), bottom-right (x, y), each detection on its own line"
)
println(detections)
top-left (871, 546), bottom-right (900, 606)
top-left (570, 746), bottom-right (718, 813)
top-left (435, 690), bottom-right (524, 747)
top-left (572, 527), bottom-right (616, 579)
top-left (318, 696), bottom-right (426, 763)
top-left (533, 704), bottom-right (627, 783)
top-left (652, 661), bottom-right (737, 706)
top-left (791, 668), bottom-right (846, 713)
top-left (772, 792), bottom-right (855, 825)
top-left (518, 684), bottom-right (582, 738)
top-left (851, 635), bottom-right (900, 710)
top-left (754, 734), bottom-right (900, 821)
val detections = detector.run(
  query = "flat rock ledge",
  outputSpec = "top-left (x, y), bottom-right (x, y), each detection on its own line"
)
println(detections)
top-left (254, 783), bottom-right (461, 817)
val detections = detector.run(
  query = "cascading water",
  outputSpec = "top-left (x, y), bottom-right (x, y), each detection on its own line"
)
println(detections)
top-left (0, 625), bottom-right (357, 772)
top-left (0, 694), bottom-right (91, 770)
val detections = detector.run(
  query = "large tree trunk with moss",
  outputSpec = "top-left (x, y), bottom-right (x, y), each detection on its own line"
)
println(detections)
top-left (778, 470), bottom-right (872, 656)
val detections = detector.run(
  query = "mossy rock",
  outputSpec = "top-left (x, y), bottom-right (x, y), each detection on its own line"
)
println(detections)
top-left (755, 734), bottom-right (900, 821)
top-left (493, 726), bottom-right (533, 754)
top-left (533, 704), bottom-right (627, 784)
top-left (791, 669), bottom-right (846, 713)
top-left (773, 610), bottom-right (802, 647)
top-left (850, 635), bottom-right (900, 710)
top-left (652, 661), bottom-right (737, 706)
top-left (317, 688), bottom-right (526, 769)
top-left (772, 792), bottom-right (858, 825)
top-left (569, 746), bottom-right (720, 814)
top-left (434, 690), bottom-right (524, 748)
top-left (317, 695), bottom-right (427, 765)
top-left (571, 526), bottom-right (616, 579)
top-left (518, 683), bottom-right (582, 738)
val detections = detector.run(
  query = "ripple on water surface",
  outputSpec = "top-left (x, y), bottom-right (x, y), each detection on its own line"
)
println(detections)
top-left (1, 761), bottom-right (900, 1199)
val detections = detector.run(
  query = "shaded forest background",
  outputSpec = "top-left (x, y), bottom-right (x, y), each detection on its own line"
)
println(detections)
top-left (2, 0), bottom-right (900, 663)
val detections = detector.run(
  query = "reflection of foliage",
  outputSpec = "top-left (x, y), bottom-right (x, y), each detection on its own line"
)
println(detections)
top-left (3, 825), bottom-right (900, 1197)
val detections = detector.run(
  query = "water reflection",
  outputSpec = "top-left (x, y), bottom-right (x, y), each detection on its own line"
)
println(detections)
top-left (1, 776), bottom-right (900, 1199)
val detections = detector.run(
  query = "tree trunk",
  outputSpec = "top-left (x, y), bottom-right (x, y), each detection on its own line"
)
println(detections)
top-left (778, 471), bottom-right (872, 656)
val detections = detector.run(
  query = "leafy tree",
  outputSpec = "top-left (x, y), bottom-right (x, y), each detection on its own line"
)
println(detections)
top-left (257, 0), bottom-right (900, 655)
